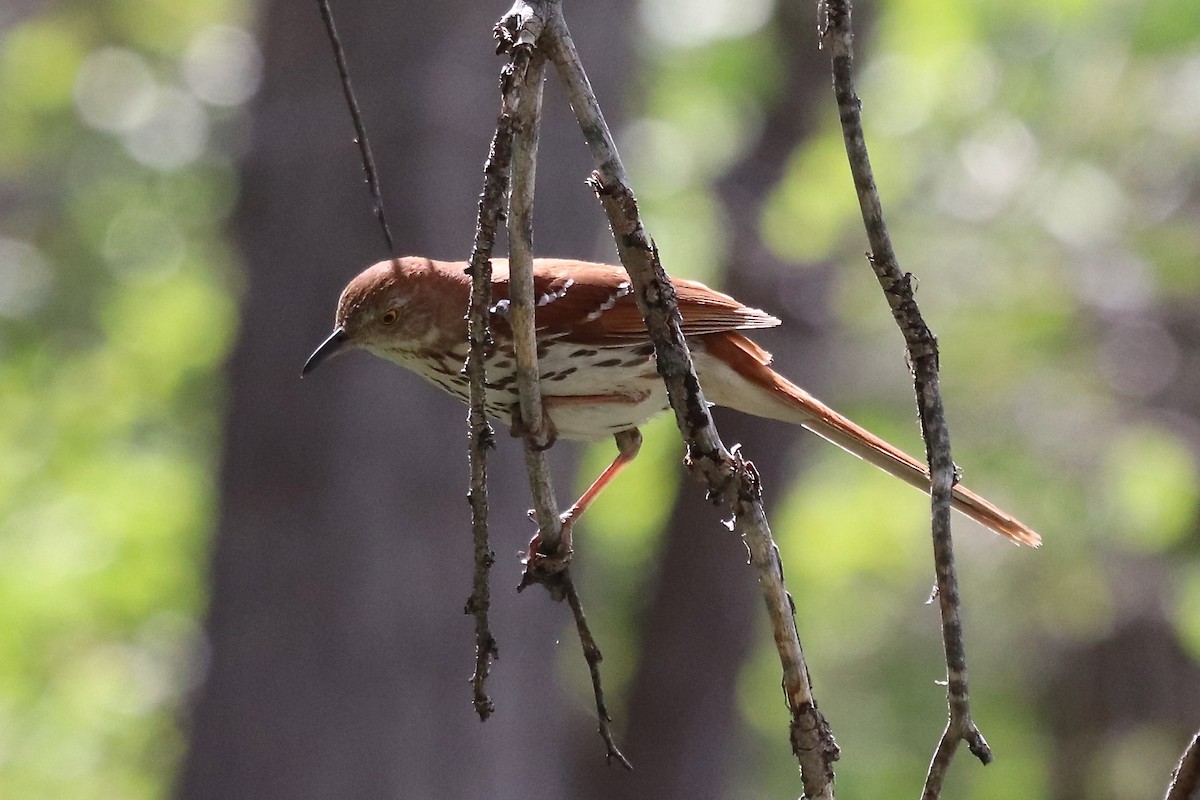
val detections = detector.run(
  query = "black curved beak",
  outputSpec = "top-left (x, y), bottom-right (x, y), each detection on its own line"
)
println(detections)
top-left (301, 327), bottom-right (349, 377)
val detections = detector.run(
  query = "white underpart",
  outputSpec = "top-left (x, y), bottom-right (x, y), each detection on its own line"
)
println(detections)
top-left (548, 338), bottom-right (797, 441)
top-left (539, 357), bottom-right (668, 440)
top-left (688, 347), bottom-right (806, 424)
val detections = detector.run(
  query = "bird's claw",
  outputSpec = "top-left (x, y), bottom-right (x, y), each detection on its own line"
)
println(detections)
top-left (518, 519), bottom-right (574, 595)
top-left (509, 404), bottom-right (558, 451)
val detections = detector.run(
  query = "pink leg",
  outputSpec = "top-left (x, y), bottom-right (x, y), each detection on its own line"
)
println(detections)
top-left (562, 428), bottom-right (644, 527)
top-left (529, 428), bottom-right (642, 558)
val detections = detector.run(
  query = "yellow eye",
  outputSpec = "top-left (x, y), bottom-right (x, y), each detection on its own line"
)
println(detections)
top-left (381, 308), bottom-right (399, 325)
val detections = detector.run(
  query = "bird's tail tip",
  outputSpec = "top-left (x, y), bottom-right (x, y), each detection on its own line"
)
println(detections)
top-left (952, 485), bottom-right (1042, 547)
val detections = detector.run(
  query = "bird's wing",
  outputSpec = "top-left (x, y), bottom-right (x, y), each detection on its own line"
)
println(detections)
top-left (489, 259), bottom-right (780, 345)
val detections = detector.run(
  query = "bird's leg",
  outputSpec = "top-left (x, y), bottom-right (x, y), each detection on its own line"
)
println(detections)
top-left (525, 428), bottom-right (643, 560)
top-left (508, 402), bottom-right (558, 452)
top-left (562, 428), bottom-right (643, 529)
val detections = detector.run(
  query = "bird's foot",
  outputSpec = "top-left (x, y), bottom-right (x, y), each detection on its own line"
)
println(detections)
top-left (508, 403), bottom-right (558, 452)
top-left (518, 518), bottom-right (573, 597)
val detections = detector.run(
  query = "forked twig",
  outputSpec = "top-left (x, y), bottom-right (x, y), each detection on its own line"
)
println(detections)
top-left (316, 0), bottom-right (506, 716)
top-left (564, 577), bottom-right (632, 769)
top-left (315, 0), bottom-right (395, 252)
top-left (820, 1), bottom-right (991, 795)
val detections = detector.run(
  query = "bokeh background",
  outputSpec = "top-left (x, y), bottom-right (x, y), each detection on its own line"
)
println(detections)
top-left (3, 0), bottom-right (1200, 797)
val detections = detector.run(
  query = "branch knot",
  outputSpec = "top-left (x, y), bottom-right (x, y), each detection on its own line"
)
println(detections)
top-left (494, 1), bottom-right (544, 55)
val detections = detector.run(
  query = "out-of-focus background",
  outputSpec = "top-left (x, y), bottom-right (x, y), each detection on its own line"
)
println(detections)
top-left (2, 0), bottom-right (1199, 797)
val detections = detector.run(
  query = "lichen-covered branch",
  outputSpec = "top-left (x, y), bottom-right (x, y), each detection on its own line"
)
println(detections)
top-left (497, 7), bottom-right (566, 556)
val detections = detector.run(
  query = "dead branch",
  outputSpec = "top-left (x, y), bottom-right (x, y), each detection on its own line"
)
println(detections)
top-left (315, 0), bottom-right (395, 252)
top-left (461, 40), bottom-right (525, 726)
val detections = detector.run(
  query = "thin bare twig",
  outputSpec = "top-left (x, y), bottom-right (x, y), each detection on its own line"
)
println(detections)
top-left (1166, 732), bottom-right (1200, 800)
top-left (315, 0), bottom-right (395, 252)
top-left (820, 0), bottom-right (991, 795)
top-left (541, 2), bottom-right (837, 796)
top-left (564, 577), bottom-right (633, 769)
top-left (461, 48), bottom-right (526, 725)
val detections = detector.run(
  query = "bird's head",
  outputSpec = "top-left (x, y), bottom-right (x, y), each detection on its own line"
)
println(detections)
top-left (302, 258), bottom-right (429, 376)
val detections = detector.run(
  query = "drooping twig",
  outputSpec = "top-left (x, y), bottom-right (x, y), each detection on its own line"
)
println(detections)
top-left (541, 2), bottom-right (837, 796)
top-left (315, 0), bottom-right (395, 252)
top-left (564, 577), bottom-right (632, 769)
top-left (461, 47), bottom-right (525, 726)
top-left (1165, 731), bottom-right (1200, 800)
top-left (820, 0), bottom-right (991, 795)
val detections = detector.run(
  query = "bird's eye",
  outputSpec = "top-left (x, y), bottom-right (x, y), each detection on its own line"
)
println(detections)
top-left (381, 308), bottom-right (399, 325)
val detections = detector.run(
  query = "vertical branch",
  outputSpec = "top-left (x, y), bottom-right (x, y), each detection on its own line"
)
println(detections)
top-left (820, 0), bottom-right (991, 795)
top-left (497, 3), bottom-right (629, 769)
top-left (462, 59), bottom-right (522, 726)
top-left (315, 0), bottom-right (509, 721)
top-left (541, 2), bottom-right (838, 796)
top-left (500, 9), bottom-right (565, 554)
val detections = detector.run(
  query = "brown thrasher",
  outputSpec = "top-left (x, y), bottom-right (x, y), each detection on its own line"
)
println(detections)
top-left (304, 256), bottom-right (1041, 548)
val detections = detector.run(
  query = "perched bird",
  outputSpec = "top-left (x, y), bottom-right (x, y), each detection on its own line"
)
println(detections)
top-left (304, 256), bottom-right (1041, 547)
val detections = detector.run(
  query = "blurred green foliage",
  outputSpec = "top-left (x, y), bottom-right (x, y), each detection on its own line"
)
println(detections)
top-left (0, 0), bottom-right (251, 796)
top-left (582, 0), bottom-right (1200, 797)
top-left (3, 0), bottom-right (1199, 796)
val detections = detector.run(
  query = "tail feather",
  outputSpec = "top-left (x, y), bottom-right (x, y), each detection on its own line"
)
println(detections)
top-left (699, 333), bottom-right (1041, 547)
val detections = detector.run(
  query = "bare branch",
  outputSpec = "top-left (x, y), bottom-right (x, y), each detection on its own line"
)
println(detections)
top-left (541, 2), bottom-right (838, 795)
top-left (564, 578), bottom-right (633, 770)
top-left (316, 0), bottom-right (499, 718)
top-left (819, 0), bottom-right (992, 794)
top-left (461, 40), bottom-right (526, 726)
top-left (1166, 732), bottom-right (1200, 800)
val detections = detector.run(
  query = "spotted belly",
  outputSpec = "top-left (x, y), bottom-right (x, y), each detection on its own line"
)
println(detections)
top-left (375, 340), bottom-right (670, 441)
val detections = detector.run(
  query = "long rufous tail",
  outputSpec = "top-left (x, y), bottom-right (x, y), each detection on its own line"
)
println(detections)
top-left (699, 333), bottom-right (1041, 547)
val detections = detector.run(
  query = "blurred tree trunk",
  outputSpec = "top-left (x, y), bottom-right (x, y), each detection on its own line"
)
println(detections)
top-left (569, 5), bottom-right (860, 798)
top-left (1042, 303), bottom-right (1200, 799)
top-left (178, 2), bottom-right (631, 798)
